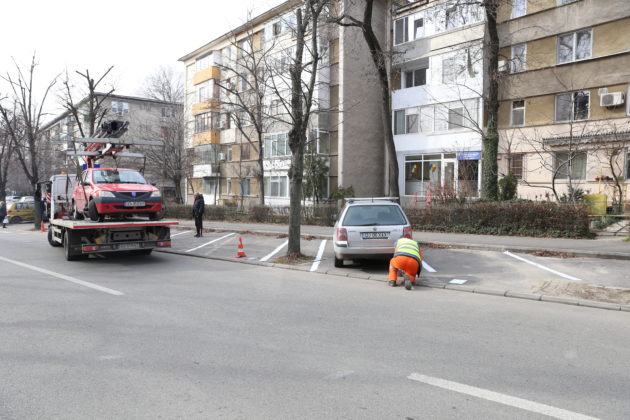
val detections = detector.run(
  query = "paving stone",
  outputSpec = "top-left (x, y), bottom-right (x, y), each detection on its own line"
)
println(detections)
top-left (505, 291), bottom-right (541, 301)
top-left (540, 295), bottom-right (579, 306)
top-left (578, 300), bottom-right (621, 311)
top-left (472, 288), bottom-right (506, 297)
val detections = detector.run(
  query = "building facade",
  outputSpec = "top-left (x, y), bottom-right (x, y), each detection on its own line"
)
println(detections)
top-left (391, 0), bottom-right (485, 206)
top-left (497, 0), bottom-right (630, 205)
top-left (179, 0), bottom-right (390, 206)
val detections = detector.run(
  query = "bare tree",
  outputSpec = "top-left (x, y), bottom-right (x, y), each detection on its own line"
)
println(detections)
top-left (332, 0), bottom-right (399, 198)
top-left (140, 67), bottom-right (186, 203)
top-left (0, 55), bottom-right (57, 228)
top-left (0, 110), bottom-right (15, 202)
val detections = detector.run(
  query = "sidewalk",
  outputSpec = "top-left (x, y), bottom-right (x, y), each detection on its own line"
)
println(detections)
top-left (173, 219), bottom-right (630, 260)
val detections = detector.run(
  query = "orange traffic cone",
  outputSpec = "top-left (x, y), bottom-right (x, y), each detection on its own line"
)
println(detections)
top-left (40, 221), bottom-right (47, 232)
top-left (236, 237), bottom-right (247, 258)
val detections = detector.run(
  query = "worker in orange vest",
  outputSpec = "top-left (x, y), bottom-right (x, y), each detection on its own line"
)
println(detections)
top-left (388, 237), bottom-right (423, 290)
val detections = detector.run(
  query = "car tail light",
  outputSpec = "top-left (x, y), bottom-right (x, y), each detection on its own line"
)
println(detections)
top-left (157, 241), bottom-right (171, 247)
top-left (82, 245), bottom-right (100, 252)
top-left (403, 226), bottom-right (413, 239)
top-left (336, 228), bottom-right (347, 241)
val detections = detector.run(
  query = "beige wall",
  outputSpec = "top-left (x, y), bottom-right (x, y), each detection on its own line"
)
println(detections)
top-left (193, 67), bottom-right (221, 86)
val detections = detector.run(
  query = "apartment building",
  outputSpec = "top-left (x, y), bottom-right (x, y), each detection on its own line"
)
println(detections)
top-left (391, 0), bottom-right (485, 206)
top-left (497, 0), bottom-right (630, 204)
top-left (179, 0), bottom-right (390, 206)
top-left (41, 93), bottom-right (183, 202)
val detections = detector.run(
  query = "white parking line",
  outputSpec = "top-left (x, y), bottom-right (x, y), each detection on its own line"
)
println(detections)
top-left (422, 260), bottom-right (437, 273)
top-left (260, 240), bottom-right (288, 262)
top-left (408, 373), bottom-right (599, 420)
top-left (0, 256), bottom-right (124, 296)
top-left (310, 240), bottom-right (327, 272)
top-left (185, 232), bottom-right (235, 253)
top-left (170, 230), bottom-right (192, 237)
top-left (503, 251), bottom-right (582, 281)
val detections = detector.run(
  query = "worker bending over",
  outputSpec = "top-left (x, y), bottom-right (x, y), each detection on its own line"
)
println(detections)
top-left (388, 237), bottom-right (423, 289)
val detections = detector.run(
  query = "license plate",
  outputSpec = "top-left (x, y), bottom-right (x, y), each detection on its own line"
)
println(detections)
top-left (118, 242), bottom-right (140, 250)
top-left (361, 232), bottom-right (389, 239)
top-left (124, 201), bottom-right (145, 207)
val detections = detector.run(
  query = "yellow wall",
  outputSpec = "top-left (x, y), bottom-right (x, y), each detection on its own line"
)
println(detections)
top-left (498, 0), bottom-right (556, 22)
top-left (593, 18), bottom-right (630, 57)
top-left (193, 131), bottom-right (220, 146)
top-left (192, 99), bottom-right (220, 115)
top-left (525, 37), bottom-right (556, 70)
top-left (193, 67), bottom-right (221, 85)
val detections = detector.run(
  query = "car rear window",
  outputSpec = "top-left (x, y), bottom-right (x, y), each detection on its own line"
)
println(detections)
top-left (92, 170), bottom-right (147, 184)
top-left (342, 205), bottom-right (407, 226)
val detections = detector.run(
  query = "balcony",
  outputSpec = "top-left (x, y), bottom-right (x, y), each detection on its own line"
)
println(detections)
top-left (192, 164), bottom-right (218, 178)
top-left (193, 130), bottom-right (220, 146)
top-left (193, 66), bottom-right (221, 85)
top-left (192, 99), bottom-right (220, 115)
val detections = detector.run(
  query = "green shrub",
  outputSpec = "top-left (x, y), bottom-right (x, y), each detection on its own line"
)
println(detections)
top-left (249, 205), bottom-right (272, 223)
top-left (498, 173), bottom-right (518, 201)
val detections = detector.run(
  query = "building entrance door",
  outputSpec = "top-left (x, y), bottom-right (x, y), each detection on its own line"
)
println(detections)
top-left (443, 159), bottom-right (456, 191)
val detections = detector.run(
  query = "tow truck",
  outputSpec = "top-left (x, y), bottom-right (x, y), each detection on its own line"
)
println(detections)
top-left (45, 121), bottom-right (178, 261)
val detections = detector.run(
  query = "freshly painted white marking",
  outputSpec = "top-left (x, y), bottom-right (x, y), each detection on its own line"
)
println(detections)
top-left (170, 230), bottom-right (192, 237)
top-left (260, 240), bottom-right (288, 262)
top-left (310, 240), bottom-right (328, 272)
top-left (185, 232), bottom-right (235, 253)
top-left (422, 260), bottom-right (437, 273)
top-left (0, 256), bottom-right (123, 296)
top-left (449, 279), bottom-right (468, 284)
top-left (408, 373), bottom-right (599, 420)
top-left (503, 251), bottom-right (582, 281)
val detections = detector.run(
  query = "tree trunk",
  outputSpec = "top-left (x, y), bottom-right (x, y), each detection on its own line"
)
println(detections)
top-left (258, 146), bottom-right (265, 205)
top-left (482, 0), bottom-right (500, 200)
top-left (287, 141), bottom-right (304, 256)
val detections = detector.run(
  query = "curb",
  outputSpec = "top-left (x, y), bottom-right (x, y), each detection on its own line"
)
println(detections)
top-left (155, 248), bottom-right (630, 312)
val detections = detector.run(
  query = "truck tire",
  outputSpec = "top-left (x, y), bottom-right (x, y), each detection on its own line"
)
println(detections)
top-left (48, 228), bottom-right (61, 247)
top-left (63, 230), bottom-right (86, 261)
top-left (88, 200), bottom-right (104, 222)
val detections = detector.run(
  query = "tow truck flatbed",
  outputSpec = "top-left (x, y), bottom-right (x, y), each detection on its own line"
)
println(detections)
top-left (51, 218), bottom-right (179, 229)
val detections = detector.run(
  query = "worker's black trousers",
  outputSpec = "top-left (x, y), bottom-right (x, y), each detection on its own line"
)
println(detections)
top-left (194, 216), bottom-right (203, 235)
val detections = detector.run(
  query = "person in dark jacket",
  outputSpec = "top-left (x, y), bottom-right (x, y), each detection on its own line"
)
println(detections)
top-left (192, 193), bottom-right (205, 237)
top-left (0, 201), bottom-right (6, 228)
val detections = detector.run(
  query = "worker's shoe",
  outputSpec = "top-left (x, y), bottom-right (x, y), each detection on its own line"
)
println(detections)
top-left (388, 280), bottom-right (396, 287)
top-left (404, 274), bottom-right (412, 290)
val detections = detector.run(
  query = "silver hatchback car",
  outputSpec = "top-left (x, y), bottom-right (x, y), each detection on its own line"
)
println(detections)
top-left (333, 198), bottom-right (413, 267)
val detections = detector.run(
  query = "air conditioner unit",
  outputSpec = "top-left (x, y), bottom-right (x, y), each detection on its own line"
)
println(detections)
top-left (600, 92), bottom-right (625, 107)
top-left (219, 152), bottom-right (226, 161)
top-left (498, 60), bottom-right (509, 73)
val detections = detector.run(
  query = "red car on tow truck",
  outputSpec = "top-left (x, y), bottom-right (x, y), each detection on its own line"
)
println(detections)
top-left (72, 168), bottom-right (163, 222)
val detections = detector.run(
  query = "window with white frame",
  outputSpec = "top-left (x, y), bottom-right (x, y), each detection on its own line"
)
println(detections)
top-left (161, 107), bottom-right (176, 118)
top-left (554, 151), bottom-right (586, 180)
top-left (555, 91), bottom-right (589, 122)
top-left (445, 6), bottom-right (464, 30)
top-left (512, 0), bottom-right (526, 18)
top-left (264, 176), bottom-right (288, 197)
top-left (225, 144), bottom-right (233, 161)
top-left (240, 179), bottom-right (251, 195)
top-left (413, 17), bottom-right (424, 39)
top-left (557, 29), bottom-right (592, 64)
top-left (511, 100), bottom-right (525, 126)
top-left (448, 107), bottom-right (464, 130)
top-left (194, 112), bottom-right (219, 133)
top-left (317, 130), bottom-right (330, 154)
top-left (442, 47), bottom-right (481, 83)
top-left (226, 178), bottom-right (232, 195)
top-left (240, 143), bottom-right (251, 160)
top-left (509, 154), bottom-right (524, 179)
top-left (197, 80), bottom-right (211, 102)
top-left (404, 67), bottom-right (427, 88)
top-left (406, 111), bottom-right (419, 134)
top-left (196, 54), bottom-right (212, 71)
top-left (511, 44), bottom-right (526, 73)
top-left (202, 178), bottom-right (217, 194)
top-left (222, 47), bottom-right (231, 64)
top-left (394, 16), bottom-right (408, 45)
top-left (240, 73), bottom-right (248, 91)
top-left (238, 37), bottom-right (252, 57)
top-left (111, 101), bottom-right (129, 115)
top-left (264, 133), bottom-right (290, 158)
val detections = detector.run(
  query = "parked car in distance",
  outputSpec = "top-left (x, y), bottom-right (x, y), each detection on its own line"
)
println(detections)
top-left (333, 197), bottom-right (413, 267)
top-left (5, 196), bottom-right (22, 204)
top-left (19, 196), bottom-right (34, 202)
top-left (7, 201), bottom-right (36, 224)
top-left (71, 168), bottom-right (163, 222)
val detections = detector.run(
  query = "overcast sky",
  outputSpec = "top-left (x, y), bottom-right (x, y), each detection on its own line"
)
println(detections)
top-left (1, 0), bottom-right (284, 116)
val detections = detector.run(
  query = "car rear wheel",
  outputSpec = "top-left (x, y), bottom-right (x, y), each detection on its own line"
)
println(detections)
top-left (334, 255), bottom-right (344, 268)
top-left (10, 216), bottom-right (21, 224)
top-left (88, 200), bottom-right (104, 222)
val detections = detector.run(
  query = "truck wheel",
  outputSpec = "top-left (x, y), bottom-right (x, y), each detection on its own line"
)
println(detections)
top-left (334, 255), bottom-right (344, 268)
top-left (48, 228), bottom-right (62, 247)
top-left (10, 216), bottom-right (21, 224)
top-left (88, 200), bottom-right (104, 222)
top-left (63, 230), bottom-right (78, 261)
top-left (72, 201), bottom-right (83, 220)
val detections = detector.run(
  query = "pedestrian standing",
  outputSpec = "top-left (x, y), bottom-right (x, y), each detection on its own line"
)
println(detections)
top-left (192, 193), bottom-right (205, 237)
top-left (0, 201), bottom-right (7, 228)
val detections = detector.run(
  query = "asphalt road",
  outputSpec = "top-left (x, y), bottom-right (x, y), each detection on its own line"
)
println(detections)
top-left (1, 226), bottom-right (629, 419)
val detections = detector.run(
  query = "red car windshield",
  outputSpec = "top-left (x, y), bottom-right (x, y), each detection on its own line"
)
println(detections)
top-left (92, 170), bottom-right (148, 184)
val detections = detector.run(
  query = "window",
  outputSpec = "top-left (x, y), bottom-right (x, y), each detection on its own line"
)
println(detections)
top-left (413, 18), bottom-right (424, 39)
top-left (509, 154), bottom-right (524, 179)
top-left (555, 151), bottom-right (586, 180)
top-left (394, 110), bottom-right (406, 135)
top-left (264, 176), bottom-right (288, 197)
top-left (270, 99), bottom-right (282, 115)
top-left (406, 113), bottom-right (419, 133)
top-left (241, 143), bottom-right (251, 160)
top-left (263, 133), bottom-right (290, 158)
top-left (557, 0), bottom-right (578, 4)
top-left (626, 149), bottom-right (630, 180)
top-left (511, 44), bottom-right (526, 73)
top-left (111, 101), bottom-right (129, 115)
top-left (240, 73), bottom-right (248, 91)
top-left (555, 91), bottom-right (589, 122)
top-left (273, 21), bottom-right (282, 36)
top-left (196, 54), bottom-right (212, 71)
top-left (161, 107), bottom-right (176, 118)
top-left (512, 0), bottom-right (526, 18)
top-left (195, 113), bottom-right (212, 133)
top-left (445, 6), bottom-right (461, 30)
top-left (448, 107), bottom-right (464, 129)
top-left (240, 179), bottom-right (251, 195)
top-left (196, 144), bottom-right (221, 165)
top-left (222, 47), bottom-right (231, 63)
top-left (394, 17), bottom-right (408, 45)
top-left (197, 81), bottom-right (212, 102)
top-left (238, 37), bottom-right (252, 57)
top-left (317, 130), bottom-right (330, 154)
top-left (404, 68), bottom-right (427, 88)
top-left (557, 29), bottom-right (592, 64)
top-left (226, 178), bottom-right (232, 195)
top-left (442, 56), bottom-right (459, 84)
top-left (226, 145), bottom-right (233, 161)
top-left (202, 178), bottom-right (217, 195)
top-left (238, 110), bottom-right (251, 126)
top-left (511, 100), bottom-right (525, 126)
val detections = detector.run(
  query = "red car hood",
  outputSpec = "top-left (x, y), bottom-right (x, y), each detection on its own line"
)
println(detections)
top-left (93, 184), bottom-right (157, 192)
